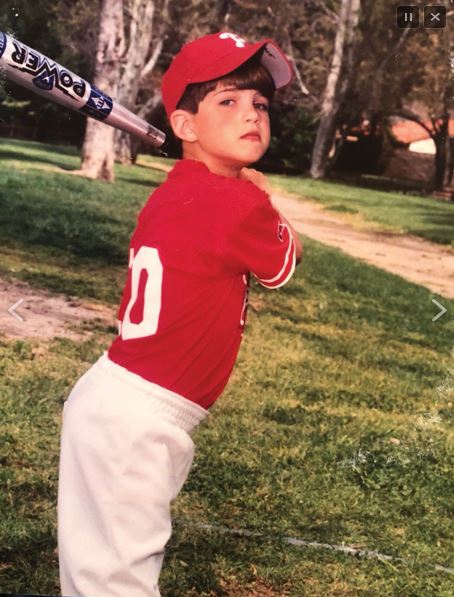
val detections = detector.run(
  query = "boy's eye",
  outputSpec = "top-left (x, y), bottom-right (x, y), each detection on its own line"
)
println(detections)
top-left (219, 99), bottom-right (269, 111)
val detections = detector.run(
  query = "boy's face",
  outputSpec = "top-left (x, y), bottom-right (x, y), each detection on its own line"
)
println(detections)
top-left (172, 82), bottom-right (271, 177)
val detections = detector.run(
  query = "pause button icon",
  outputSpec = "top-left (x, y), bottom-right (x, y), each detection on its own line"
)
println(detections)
top-left (396, 5), bottom-right (419, 28)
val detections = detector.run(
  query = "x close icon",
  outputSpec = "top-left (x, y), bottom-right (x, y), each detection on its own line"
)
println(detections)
top-left (424, 5), bottom-right (446, 28)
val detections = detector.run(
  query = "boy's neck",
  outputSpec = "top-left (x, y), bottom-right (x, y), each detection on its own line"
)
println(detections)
top-left (182, 148), bottom-right (241, 179)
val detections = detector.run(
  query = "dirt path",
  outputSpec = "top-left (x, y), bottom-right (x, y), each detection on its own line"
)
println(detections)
top-left (272, 192), bottom-right (454, 300)
top-left (1, 188), bottom-right (453, 341)
top-left (0, 278), bottom-right (115, 341)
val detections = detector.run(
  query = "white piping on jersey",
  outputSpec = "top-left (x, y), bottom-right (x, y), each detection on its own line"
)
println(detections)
top-left (239, 274), bottom-right (249, 326)
top-left (258, 223), bottom-right (293, 284)
top-left (257, 223), bottom-right (296, 287)
top-left (128, 247), bottom-right (134, 267)
top-left (258, 239), bottom-right (296, 289)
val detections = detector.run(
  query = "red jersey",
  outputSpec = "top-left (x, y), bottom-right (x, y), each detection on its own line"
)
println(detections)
top-left (108, 159), bottom-right (296, 409)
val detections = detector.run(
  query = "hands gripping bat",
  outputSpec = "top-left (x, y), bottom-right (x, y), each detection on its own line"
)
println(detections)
top-left (0, 31), bottom-right (167, 150)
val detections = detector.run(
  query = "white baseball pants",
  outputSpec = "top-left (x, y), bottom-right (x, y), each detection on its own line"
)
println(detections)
top-left (58, 352), bottom-right (208, 597)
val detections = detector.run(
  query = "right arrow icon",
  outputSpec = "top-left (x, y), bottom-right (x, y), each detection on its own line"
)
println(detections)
top-left (432, 299), bottom-right (447, 322)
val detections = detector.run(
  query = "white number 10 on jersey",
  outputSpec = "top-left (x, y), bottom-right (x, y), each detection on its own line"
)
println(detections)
top-left (120, 246), bottom-right (163, 340)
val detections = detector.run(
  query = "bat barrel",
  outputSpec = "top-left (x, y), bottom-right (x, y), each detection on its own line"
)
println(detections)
top-left (0, 31), bottom-right (166, 148)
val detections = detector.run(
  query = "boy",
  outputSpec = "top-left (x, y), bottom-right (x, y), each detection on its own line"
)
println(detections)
top-left (58, 31), bottom-right (302, 597)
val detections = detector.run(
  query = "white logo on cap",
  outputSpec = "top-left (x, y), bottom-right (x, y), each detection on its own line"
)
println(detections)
top-left (219, 32), bottom-right (246, 48)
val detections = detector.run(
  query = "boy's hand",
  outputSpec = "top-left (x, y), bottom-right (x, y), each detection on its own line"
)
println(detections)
top-left (239, 167), bottom-right (302, 265)
top-left (239, 167), bottom-right (272, 195)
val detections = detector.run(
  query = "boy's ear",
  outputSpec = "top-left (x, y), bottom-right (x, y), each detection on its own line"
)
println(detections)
top-left (169, 110), bottom-right (198, 143)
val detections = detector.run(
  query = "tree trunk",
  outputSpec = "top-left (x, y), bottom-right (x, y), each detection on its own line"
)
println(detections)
top-left (433, 112), bottom-right (451, 190)
top-left (114, 0), bottom-right (168, 163)
top-left (434, 8), bottom-right (453, 191)
top-left (120, 90), bottom-right (163, 164)
top-left (310, 0), bottom-right (361, 179)
top-left (80, 0), bottom-right (124, 181)
top-left (449, 139), bottom-right (454, 186)
top-left (389, 108), bottom-right (451, 192)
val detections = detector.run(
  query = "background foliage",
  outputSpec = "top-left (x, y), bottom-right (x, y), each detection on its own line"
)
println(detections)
top-left (1, 0), bottom-right (451, 177)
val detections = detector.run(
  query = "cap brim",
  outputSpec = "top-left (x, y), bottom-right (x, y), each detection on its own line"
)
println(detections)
top-left (260, 40), bottom-right (294, 89)
top-left (192, 39), bottom-right (294, 90)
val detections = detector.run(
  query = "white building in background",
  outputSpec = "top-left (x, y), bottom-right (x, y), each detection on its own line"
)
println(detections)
top-left (391, 117), bottom-right (454, 154)
top-left (408, 138), bottom-right (436, 155)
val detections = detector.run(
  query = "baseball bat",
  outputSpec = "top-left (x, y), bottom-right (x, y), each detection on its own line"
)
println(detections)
top-left (0, 31), bottom-right (166, 149)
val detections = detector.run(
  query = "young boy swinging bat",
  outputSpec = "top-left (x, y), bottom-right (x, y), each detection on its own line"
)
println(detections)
top-left (58, 31), bottom-right (302, 597)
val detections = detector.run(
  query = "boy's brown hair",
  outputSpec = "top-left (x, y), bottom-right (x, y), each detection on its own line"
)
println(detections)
top-left (176, 49), bottom-right (275, 114)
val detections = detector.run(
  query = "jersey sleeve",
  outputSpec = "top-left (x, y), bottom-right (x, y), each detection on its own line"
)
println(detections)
top-left (221, 195), bottom-right (297, 289)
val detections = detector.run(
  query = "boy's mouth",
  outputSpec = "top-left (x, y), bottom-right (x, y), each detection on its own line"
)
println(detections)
top-left (240, 131), bottom-right (261, 141)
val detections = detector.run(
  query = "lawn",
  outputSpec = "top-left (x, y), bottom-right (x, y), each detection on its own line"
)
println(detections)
top-left (0, 139), bottom-right (453, 596)
top-left (269, 173), bottom-right (454, 248)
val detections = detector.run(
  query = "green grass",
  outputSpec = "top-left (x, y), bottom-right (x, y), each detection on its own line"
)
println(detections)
top-left (269, 174), bottom-right (454, 248)
top-left (0, 139), bottom-right (454, 596)
top-left (0, 139), bottom-right (168, 304)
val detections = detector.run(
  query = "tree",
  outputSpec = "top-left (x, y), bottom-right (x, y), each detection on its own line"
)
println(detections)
top-left (79, 0), bottom-right (124, 181)
top-left (310, 0), bottom-right (361, 179)
top-left (114, 0), bottom-right (170, 163)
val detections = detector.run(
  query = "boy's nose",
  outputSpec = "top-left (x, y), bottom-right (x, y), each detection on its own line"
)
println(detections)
top-left (243, 105), bottom-right (261, 122)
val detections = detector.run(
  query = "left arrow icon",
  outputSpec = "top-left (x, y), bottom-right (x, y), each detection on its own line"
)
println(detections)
top-left (8, 298), bottom-right (26, 322)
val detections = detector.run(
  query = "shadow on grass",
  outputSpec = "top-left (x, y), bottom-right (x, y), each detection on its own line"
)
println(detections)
top-left (0, 148), bottom-right (77, 171)
top-left (117, 177), bottom-right (161, 189)
top-left (163, 532), bottom-right (224, 596)
top-left (164, 526), bottom-right (278, 596)
top-left (18, 270), bottom-right (112, 300)
top-left (0, 181), bottom-right (131, 264)
top-left (0, 523), bottom-right (59, 595)
top-left (0, 138), bottom-right (78, 155)
top-left (409, 207), bottom-right (454, 246)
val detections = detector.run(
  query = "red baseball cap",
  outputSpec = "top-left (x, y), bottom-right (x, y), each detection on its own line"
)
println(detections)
top-left (161, 31), bottom-right (294, 119)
